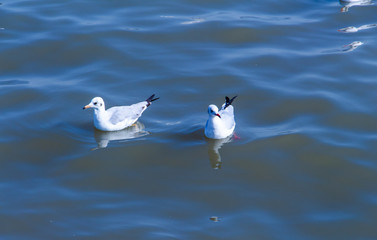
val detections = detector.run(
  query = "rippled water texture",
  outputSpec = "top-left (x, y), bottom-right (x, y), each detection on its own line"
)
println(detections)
top-left (1, 0), bottom-right (377, 239)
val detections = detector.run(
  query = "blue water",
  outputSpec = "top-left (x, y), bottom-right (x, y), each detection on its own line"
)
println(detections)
top-left (1, 0), bottom-right (377, 239)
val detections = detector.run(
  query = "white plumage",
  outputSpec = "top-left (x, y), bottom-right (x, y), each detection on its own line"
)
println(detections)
top-left (83, 94), bottom-right (159, 131)
top-left (205, 96), bottom-right (237, 139)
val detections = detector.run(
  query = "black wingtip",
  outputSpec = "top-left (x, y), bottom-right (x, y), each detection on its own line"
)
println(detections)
top-left (224, 95), bottom-right (237, 109)
top-left (146, 94), bottom-right (160, 107)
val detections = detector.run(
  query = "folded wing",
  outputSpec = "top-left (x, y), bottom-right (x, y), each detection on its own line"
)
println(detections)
top-left (108, 102), bottom-right (148, 125)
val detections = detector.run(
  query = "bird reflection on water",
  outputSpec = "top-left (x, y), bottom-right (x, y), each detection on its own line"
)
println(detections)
top-left (93, 121), bottom-right (149, 149)
top-left (206, 135), bottom-right (233, 169)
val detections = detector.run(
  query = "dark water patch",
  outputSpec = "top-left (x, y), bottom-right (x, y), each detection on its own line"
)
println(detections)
top-left (0, 79), bottom-right (28, 86)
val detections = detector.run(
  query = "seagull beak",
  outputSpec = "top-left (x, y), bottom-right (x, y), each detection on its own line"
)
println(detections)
top-left (216, 113), bottom-right (221, 118)
top-left (83, 105), bottom-right (91, 110)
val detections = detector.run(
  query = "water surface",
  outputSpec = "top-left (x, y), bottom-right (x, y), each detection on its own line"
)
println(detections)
top-left (1, 0), bottom-right (377, 239)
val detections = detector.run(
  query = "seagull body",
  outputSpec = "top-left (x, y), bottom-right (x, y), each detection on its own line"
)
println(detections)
top-left (338, 23), bottom-right (377, 33)
top-left (339, 0), bottom-right (373, 12)
top-left (83, 94), bottom-right (159, 131)
top-left (342, 41), bottom-right (363, 52)
top-left (205, 96), bottom-right (237, 139)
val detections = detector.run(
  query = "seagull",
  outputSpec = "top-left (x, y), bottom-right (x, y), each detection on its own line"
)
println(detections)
top-left (205, 96), bottom-right (237, 139)
top-left (339, 0), bottom-right (373, 12)
top-left (342, 41), bottom-right (363, 52)
top-left (338, 23), bottom-right (377, 33)
top-left (83, 94), bottom-right (159, 131)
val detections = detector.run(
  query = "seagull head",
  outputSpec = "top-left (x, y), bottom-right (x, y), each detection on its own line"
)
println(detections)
top-left (208, 105), bottom-right (221, 118)
top-left (83, 97), bottom-right (105, 110)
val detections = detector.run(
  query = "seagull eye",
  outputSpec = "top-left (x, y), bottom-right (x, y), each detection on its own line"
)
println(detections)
top-left (94, 102), bottom-right (97, 105)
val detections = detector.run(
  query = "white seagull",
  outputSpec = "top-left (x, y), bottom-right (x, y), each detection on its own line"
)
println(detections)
top-left (339, 0), bottom-right (373, 12)
top-left (83, 94), bottom-right (159, 131)
top-left (338, 23), bottom-right (377, 33)
top-left (342, 41), bottom-right (363, 52)
top-left (205, 96), bottom-right (237, 139)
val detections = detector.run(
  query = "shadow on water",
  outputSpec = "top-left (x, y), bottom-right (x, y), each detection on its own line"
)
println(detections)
top-left (93, 121), bottom-right (149, 149)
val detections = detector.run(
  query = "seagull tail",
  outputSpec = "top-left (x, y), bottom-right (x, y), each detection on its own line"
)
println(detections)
top-left (146, 94), bottom-right (160, 107)
top-left (224, 95), bottom-right (237, 109)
